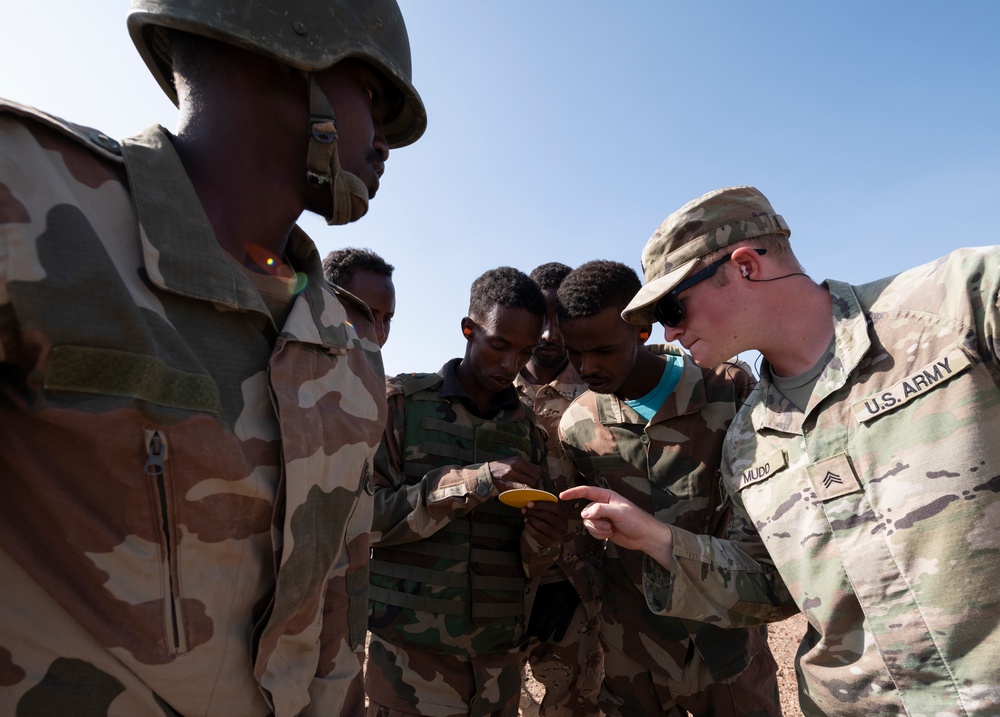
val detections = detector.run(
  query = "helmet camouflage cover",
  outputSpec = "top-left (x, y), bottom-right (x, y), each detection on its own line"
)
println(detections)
top-left (127, 0), bottom-right (426, 148)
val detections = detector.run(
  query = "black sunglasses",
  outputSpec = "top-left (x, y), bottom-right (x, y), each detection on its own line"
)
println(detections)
top-left (653, 249), bottom-right (767, 327)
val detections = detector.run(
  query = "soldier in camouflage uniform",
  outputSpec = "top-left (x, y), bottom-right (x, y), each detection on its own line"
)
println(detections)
top-left (323, 247), bottom-right (396, 347)
top-left (514, 262), bottom-right (604, 717)
top-left (554, 261), bottom-right (780, 717)
top-left (0, 1), bottom-right (425, 715)
top-left (367, 267), bottom-right (569, 717)
top-left (566, 185), bottom-right (1000, 715)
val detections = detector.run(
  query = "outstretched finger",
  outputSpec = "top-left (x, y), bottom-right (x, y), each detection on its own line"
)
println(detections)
top-left (560, 485), bottom-right (613, 503)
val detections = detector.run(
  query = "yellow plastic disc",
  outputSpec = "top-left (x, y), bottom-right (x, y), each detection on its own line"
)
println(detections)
top-left (497, 488), bottom-right (558, 508)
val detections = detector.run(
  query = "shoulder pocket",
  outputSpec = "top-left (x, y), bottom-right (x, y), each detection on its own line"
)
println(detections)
top-left (851, 345), bottom-right (974, 423)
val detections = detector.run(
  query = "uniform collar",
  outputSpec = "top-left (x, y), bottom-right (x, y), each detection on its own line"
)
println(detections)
top-left (752, 279), bottom-right (871, 434)
top-left (592, 353), bottom-right (706, 426)
top-left (120, 125), bottom-right (356, 350)
top-left (514, 361), bottom-right (585, 403)
top-left (438, 358), bottom-right (522, 418)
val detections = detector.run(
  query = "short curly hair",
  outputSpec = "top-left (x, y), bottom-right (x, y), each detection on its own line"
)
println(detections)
top-left (528, 262), bottom-right (573, 291)
top-left (468, 266), bottom-right (546, 321)
top-left (322, 247), bottom-right (394, 287)
top-left (556, 260), bottom-right (642, 319)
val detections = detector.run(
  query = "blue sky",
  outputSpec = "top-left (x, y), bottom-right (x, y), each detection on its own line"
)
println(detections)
top-left (3, 2), bottom-right (998, 376)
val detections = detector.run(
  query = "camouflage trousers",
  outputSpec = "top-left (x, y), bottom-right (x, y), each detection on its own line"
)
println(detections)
top-left (366, 633), bottom-right (524, 717)
top-left (520, 597), bottom-right (603, 717)
top-left (599, 627), bottom-right (780, 717)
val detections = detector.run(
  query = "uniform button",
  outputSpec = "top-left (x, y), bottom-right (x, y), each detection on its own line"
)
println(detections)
top-left (476, 483), bottom-right (491, 497)
top-left (88, 131), bottom-right (120, 153)
top-left (640, 435), bottom-right (650, 444)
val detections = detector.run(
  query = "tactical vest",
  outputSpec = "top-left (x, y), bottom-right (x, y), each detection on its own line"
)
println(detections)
top-left (369, 373), bottom-right (542, 655)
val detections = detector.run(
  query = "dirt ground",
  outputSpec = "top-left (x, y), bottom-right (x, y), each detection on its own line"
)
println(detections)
top-left (518, 613), bottom-right (807, 717)
top-left (762, 613), bottom-right (806, 717)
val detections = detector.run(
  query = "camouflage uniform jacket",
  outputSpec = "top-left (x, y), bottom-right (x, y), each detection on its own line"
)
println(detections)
top-left (369, 359), bottom-right (555, 656)
top-left (514, 362), bottom-right (602, 611)
top-left (644, 247), bottom-right (1000, 715)
top-left (0, 102), bottom-right (386, 716)
top-left (559, 350), bottom-right (758, 683)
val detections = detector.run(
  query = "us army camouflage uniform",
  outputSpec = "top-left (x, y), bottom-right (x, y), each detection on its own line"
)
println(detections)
top-left (644, 248), bottom-right (1000, 716)
top-left (368, 359), bottom-right (556, 717)
top-left (514, 362), bottom-right (603, 717)
top-left (0, 102), bottom-right (385, 716)
top-left (560, 346), bottom-right (780, 717)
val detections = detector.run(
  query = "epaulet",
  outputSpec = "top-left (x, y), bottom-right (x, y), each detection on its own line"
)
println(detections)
top-left (0, 98), bottom-right (124, 162)
top-left (395, 371), bottom-right (444, 397)
top-left (327, 280), bottom-right (369, 315)
top-left (647, 342), bottom-right (684, 357)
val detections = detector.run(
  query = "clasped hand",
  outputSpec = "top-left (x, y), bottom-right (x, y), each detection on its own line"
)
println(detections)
top-left (488, 457), bottom-right (568, 550)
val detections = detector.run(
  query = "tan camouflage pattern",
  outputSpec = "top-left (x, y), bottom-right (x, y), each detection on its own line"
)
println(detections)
top-left (624, 185), bottom-right (790, 325)
top-left (367, 633), bottom-right (525, 717)
top-left (559, 348), bottom-right (781, 716)
top-left (514, 362), bottom-right (603, 717)
top-left (367, 361), bottom-right (554, 715)
top-left (599, 626), bottom-right (778, 717)
top-left (644, 247), bottom-right (1000, 716)
top-left (0, 102), bottom-right (386, 716)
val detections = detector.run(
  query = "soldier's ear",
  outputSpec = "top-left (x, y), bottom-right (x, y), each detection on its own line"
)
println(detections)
top-left (461, 317), bottom-right (475, 340)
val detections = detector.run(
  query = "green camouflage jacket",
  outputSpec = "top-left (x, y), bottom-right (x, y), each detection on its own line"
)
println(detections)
top-left (0, 101), bottom-right (386, 716)
top-left (369, 359), bottom-right (554, 656)
top-left (559, 349), bottom-right (758, 684)
top-left (514, 362), bottom-right (603, 609)
top-left (644, 247), bottom-right (1000, 715)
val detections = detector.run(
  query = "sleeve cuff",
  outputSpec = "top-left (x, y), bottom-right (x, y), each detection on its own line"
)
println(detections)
top-left (642, 552), bottom-right (677, 615)
top-left (474, 463), bottom-right (497, 498)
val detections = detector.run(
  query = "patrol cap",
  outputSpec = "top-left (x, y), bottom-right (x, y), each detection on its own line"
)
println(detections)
top-left (622, 185), bottom-right (790, 324)
top-left (127, 0), bottom-right (426, 148)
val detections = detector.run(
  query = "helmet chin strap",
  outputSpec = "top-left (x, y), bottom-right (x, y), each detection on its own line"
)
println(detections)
top-left (304, 73), bottom-right (369, 225)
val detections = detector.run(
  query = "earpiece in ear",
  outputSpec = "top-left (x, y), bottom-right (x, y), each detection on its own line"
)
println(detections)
top-left (638, 329), bottom-right (650, 341)
top-left (741, 265), bottom-right (750, 278)
top-left (462, 327), bottom-right (473, 337)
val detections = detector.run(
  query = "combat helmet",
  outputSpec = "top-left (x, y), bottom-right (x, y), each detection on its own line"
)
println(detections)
top-left (127, 0), bottom-right (426, 148)
top-left (128, 0), bottom-right (427, 225)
